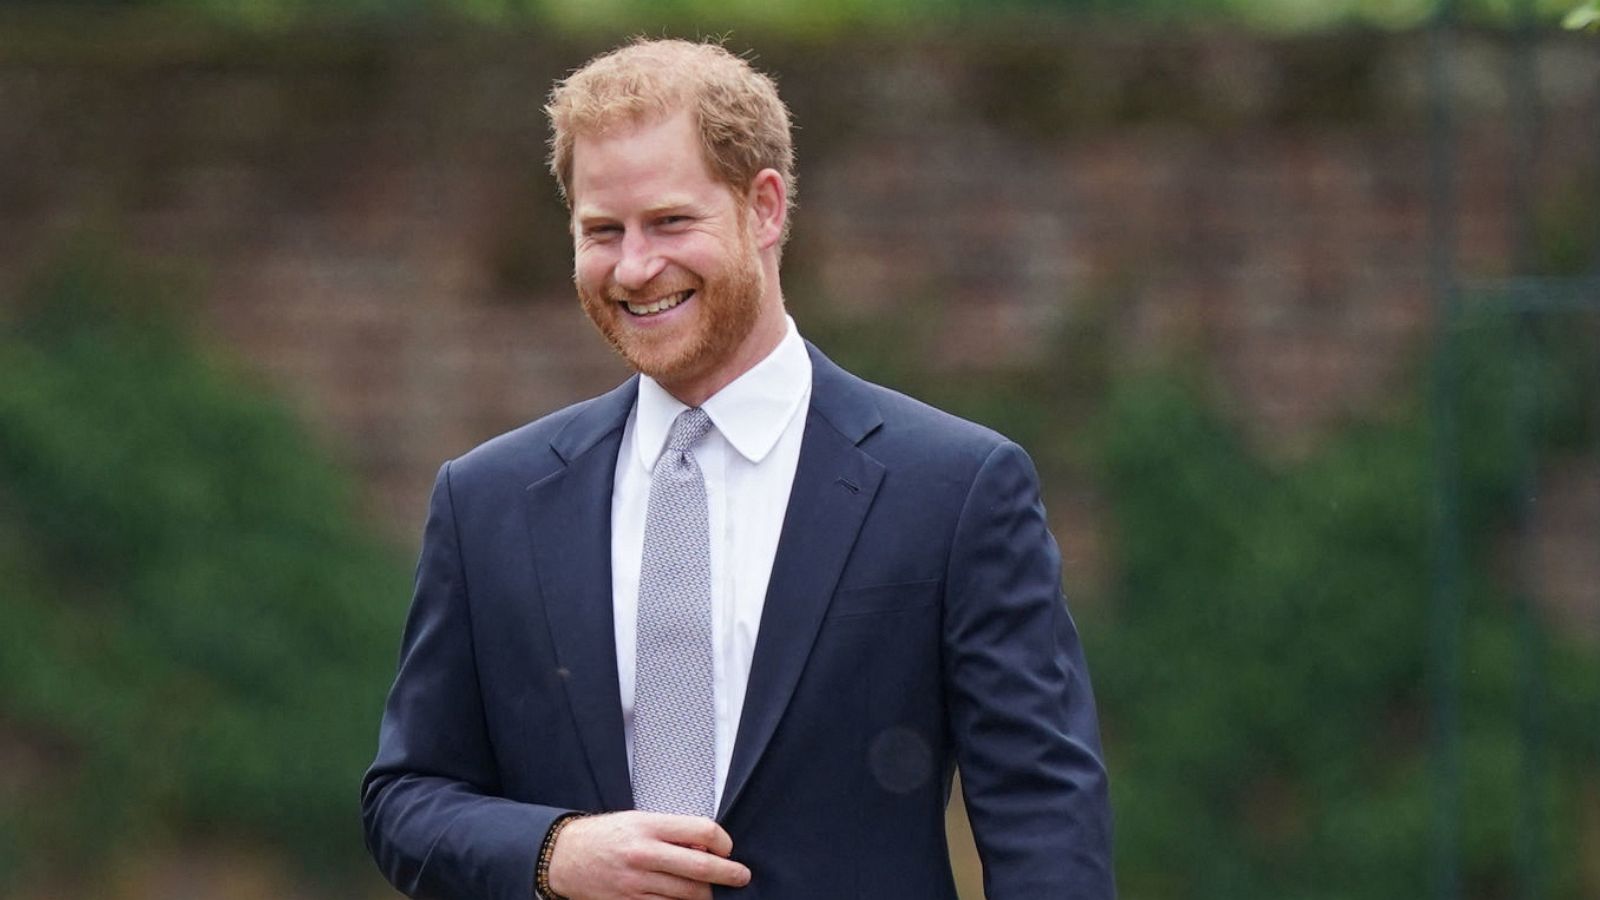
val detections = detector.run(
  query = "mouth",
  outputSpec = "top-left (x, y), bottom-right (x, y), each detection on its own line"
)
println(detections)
top-left (621, 289), bottom-right (694, 317)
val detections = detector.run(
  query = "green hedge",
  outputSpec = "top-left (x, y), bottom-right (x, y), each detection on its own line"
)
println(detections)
top-left (0, 245), bottom-right (408, 890)
top-left (1090, 314), bottom-right (1600, 899)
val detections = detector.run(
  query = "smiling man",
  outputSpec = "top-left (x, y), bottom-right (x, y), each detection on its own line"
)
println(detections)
top-left (362, 38), bottom-right (1114, 900)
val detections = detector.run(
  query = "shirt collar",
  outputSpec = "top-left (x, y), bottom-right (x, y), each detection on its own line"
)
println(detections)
top-left (634, 315), bottom-right (812, 471)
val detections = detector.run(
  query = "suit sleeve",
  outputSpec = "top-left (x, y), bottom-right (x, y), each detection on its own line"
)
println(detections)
top-left (942, 441), bottom-right (1116, 899)
top-left (361, 461), bottom-right (572, 900)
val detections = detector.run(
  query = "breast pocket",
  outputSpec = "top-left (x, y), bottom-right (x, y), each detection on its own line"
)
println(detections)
top-left (824, 579), bottom-right (941, 620)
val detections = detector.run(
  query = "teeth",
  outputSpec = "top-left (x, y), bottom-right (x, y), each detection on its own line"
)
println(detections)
top-left (625, 290), bottom-right (691, 316)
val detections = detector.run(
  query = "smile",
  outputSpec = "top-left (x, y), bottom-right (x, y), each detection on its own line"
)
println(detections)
top-left (622, 289), bottom-right (693, 317)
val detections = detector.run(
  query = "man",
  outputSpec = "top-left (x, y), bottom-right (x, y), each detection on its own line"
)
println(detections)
top-left (362, 38), bottom-right (1113, 900)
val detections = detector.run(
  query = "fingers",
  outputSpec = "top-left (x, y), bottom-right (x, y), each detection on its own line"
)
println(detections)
top-left (621, 869), bottom-right (713, 899)
top-left (644, 813), bottom-right (735, 858)
top-left (653, 840), bottom-right (750, 888)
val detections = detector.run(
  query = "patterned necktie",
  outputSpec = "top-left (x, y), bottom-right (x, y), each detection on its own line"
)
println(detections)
top-left (632, 407), bottom-right (717, 817)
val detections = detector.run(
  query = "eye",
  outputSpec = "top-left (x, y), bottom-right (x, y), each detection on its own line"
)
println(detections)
top-left (657, 215), bottom-right (690, 228)
top-left (582, 224), bottom-right (622, 241)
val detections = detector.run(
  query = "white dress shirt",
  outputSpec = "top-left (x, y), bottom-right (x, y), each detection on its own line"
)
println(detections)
top-left (610, 316), bottom-right (812, 810)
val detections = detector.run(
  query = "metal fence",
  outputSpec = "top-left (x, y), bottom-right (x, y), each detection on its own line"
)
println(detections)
top-left (1428, 1), bottom-right (1600, 897)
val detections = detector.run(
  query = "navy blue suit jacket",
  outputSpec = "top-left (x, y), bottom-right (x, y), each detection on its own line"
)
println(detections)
top-left (362, 344), bottom-right (1114, 899)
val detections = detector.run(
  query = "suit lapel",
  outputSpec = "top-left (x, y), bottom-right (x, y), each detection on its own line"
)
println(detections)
top-left (718, 346), bottom-right (885, 818)
top-left (525, 379), bottom-right (638, 812)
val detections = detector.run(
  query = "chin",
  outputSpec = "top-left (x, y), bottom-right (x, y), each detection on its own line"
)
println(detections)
top-left (624, 337), bottom-right (718, 386)
top-left (591, 313), bottom-right (708, 383)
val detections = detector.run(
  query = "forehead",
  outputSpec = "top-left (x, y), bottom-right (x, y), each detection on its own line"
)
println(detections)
top-left (569, 109), bottom-right (726, 215)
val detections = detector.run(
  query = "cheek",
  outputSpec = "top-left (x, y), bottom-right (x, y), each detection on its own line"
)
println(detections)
top-left (684, 239), bottom-right (735, 277)
top-left (573, 252), bottom-right (611, 292)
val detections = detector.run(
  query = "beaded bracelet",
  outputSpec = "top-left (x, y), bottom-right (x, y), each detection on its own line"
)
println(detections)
top-left (534, 813), bottom-right (585, 900)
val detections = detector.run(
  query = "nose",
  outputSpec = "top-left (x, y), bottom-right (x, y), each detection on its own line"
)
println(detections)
top-left (613, 230), bottom-right (666, 291)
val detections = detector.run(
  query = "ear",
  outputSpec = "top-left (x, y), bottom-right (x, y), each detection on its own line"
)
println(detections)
top-left (745, 168), bottom-right (787, 251)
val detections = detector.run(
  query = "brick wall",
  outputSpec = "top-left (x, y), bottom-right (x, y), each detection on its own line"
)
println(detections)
top-left (2, 16), bottom-right (1597, 598)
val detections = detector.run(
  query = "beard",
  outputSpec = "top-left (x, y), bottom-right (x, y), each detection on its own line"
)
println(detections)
top-left (578, 228), bottom-right (765, 391)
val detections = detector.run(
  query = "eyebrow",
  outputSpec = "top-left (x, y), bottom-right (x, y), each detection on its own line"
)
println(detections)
top-left (574, 198), bottom-right (702, 224)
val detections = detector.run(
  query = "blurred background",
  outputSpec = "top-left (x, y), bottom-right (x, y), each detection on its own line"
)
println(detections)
top-left (2, 0), bottom-right (1598, 897)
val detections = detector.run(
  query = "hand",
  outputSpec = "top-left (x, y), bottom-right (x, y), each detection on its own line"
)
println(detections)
top-left (547, 811), bottom-right (751, 899)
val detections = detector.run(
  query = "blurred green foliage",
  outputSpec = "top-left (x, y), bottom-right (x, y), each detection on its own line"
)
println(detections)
top-left (89, 0), bottom-right (1585, 32)
top-left (1091, 313), bottom-right (1600, 899)
top-left (1566, 0), bottom-right (1600, 30)
top-left (0, 244), bottom-right (408, 890)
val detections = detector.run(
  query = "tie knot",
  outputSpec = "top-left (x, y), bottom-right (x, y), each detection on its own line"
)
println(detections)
top-left (666, 407), bottom-right (713, 454)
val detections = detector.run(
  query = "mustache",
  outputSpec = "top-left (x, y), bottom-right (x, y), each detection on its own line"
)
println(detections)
top-left (603, 280), bottom-right (699, 305)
